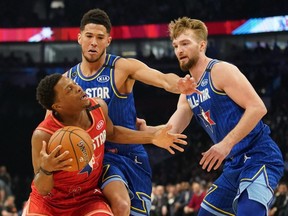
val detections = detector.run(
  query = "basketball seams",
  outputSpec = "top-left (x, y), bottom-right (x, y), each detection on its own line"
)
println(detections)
top-left (70, 129), bottom-right (94, 164)
top-left (47, 126), bottom-right (93, 172)
top-left (72, 128), bottom-right (94, 157)
top-left (68, 131), bottom-right (81, 171)
top-left (47, 128), bottom-right (66, 154)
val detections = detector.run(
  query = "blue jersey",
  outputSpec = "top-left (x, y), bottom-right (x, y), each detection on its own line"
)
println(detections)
top-left (67, 54), bottom-right (152, 215)
top-left (67, 54), bottom-right (144, 154)
top-left (191, 60), bottom-right (284, 215)
top-left (187, 59), bottom-right (270, 158)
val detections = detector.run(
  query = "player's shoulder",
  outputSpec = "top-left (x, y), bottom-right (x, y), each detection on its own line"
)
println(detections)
top-left (32, 127), bottom-right (52, 143)
top-left (114, 56), bottom-right (142, 68)
top-left (63, 71), bottom-right (68, 77)
top-left (212, 60), bottom-right (239, 73)
top-left (90, 97), bottom-right (109, 117)
top-left (213, 60), bottom-right (236, 67)
top-left (33, 128), bottom-right (50, 136)
top-left (91, 97), bottom-right (107, 108)
top-left (64, 63), bottom-right (80, 78)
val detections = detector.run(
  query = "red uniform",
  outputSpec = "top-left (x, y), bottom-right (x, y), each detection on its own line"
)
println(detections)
top-left (22, 98), bottom-right (112, 216)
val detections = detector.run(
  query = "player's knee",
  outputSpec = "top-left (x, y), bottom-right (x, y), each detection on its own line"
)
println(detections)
top-left (237, 203), bottom-right (266, 216)
top-left (237, 190), bottom-right (266, 216)
top-left (111, 198), bottom-right (130, 216)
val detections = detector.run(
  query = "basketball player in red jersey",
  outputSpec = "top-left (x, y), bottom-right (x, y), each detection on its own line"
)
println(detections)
top-left (22, 73), bottom-right (187, 216)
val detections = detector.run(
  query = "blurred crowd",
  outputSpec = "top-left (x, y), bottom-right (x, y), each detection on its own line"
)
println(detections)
top-left (148, 179), bottom-right (288, 216)
top-left (0, 166), bottom-right (26, 216)
top-left (151, 180), bottom-right (208, 216)
top-left (0, 38), bottom-right (287, 214)
top-left (1, 167), bottom-right (287, 216)
top-left (0, 0), bottom-right (288, 27)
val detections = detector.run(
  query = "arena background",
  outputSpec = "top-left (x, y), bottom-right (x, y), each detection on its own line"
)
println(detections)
top-left (0, 0), bottom-right (287, 213)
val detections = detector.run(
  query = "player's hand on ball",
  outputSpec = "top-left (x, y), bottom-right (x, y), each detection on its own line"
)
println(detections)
top-left (152, 124), bottom-right (187, 154)
top-left (40, 141), bottom-right (73, 173)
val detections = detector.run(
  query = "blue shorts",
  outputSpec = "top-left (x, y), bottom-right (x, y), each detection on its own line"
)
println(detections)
top-left (200, 135), bottom-right (284, 216)
top-left (99, 150), bottom-right (152, 216)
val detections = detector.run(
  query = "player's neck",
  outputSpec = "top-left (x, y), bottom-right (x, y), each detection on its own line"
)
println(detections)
top-left (189, 57), bottom-right (211, 83)
top-left (81, 56), bottom-right (106, 76)
top-left (55, 110), bottom-right (91, 130)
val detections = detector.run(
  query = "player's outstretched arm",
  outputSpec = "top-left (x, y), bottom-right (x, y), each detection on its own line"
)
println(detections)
top-left (94, 98), bottom-right (187, 154)
top-left (108, 123), bottom-right (187, 154)
top-left (118, 58), bottom-right (198, 94)
top-left (167, 94), bottom-right (193, 133)
top-left (150, 124), bottom-right (188, 154)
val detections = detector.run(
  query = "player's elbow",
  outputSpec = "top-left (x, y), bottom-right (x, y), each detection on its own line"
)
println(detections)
top-left (38, 189), bottom-right (51, 196)
top-left (35, 184), bottom-right (53, 196)
top-left (106, 134), bottom-right (116, 142)
top-left (258, 103), bottom-right (267, 117)
top-left (106, 129), bottom-right (117, 142)
top-left (34, 175), bottom-right (54, 195)
top-left (253, 102), bottom-right (267, 119)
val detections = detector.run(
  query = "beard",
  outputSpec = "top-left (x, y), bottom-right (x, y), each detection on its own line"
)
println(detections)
top-left (179, 55), bottom-right (199, 71)
top-left (83, 49), bottom-right (105, 63)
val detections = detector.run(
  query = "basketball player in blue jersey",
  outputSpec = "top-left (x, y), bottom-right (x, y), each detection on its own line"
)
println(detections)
top-left (166, 17), bottom-right (284, 215)
top-left (63, 9), bottom-right (198, 216)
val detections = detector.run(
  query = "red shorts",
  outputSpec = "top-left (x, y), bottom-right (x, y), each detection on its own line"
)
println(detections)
top-left (22, 196), bottom-right (113, 216)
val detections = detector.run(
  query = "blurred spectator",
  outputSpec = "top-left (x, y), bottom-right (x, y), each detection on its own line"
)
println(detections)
top-left (269, 182), bottom-right (288, 216)
top-left (0, 166), bottom-right (12, 189)
top-left (0, 179), bottom-right (7, 214)
top-left (166, 184), bottom-right (179, 216)
top-left (172, 182), bottom-right (192, 216)
top-left (151, 185), bottom-right (169, 216)
top-left (183, 181), bottom-right (206, 216)
top-left (17, 200), bottom-right (27, 216)
top-left (1, 195), bottom-right (17, 216)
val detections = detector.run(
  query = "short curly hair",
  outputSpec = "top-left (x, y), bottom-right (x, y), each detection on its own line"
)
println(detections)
top-left (80, 8), bottom-right (111, 33)
top-left (168, 17), bottom-right (208, 42)
top-left (36, 73), bottom-right (62, 110)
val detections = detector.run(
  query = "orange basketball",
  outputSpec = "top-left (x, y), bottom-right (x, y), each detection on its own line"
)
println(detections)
top-left (47, 126), bottom-right (94, 172)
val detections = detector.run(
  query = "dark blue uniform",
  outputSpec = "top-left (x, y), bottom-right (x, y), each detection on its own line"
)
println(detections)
top-left (67, 54), bottom-right (152, 215)
top-left (187, 60), bottom-right (284, 215)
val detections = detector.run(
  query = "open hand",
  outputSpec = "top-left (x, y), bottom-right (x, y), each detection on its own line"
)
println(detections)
top-left (177, 74), bottom-right (201, 95)
top-left (152, 124), bottom-right (187, 154)
top-left (199, 142), bottom-right (231, 172)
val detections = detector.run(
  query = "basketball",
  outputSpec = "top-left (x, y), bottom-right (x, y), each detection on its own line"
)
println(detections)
top-left (47, 126), bottom-right (94, 172)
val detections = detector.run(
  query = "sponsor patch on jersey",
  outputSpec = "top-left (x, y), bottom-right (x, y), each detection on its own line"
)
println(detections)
top-left (96, 75), bottom-right (110, 83)
top-left (96, 120), bottom-right (105, 130)
top-left (71, 71), bottom-right (77, 78)
top-left (201, 78), bottom-right (208, 87)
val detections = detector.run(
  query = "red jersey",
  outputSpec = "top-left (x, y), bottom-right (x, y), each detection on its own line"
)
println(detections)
top-left (23, 98), bottom-right (112, 215)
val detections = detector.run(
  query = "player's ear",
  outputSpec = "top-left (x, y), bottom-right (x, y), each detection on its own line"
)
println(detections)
top-left (78, 33), bottom-right (82, 45)
top-left (52, 103), bottom-right (61, 111)
top-left (200, 40), bottom-right (207, 52)
top-left (107, 36), bottom-right (112, 47)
